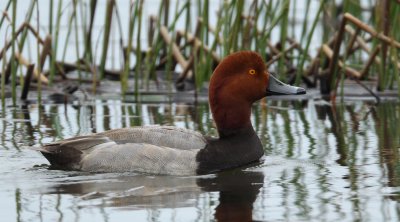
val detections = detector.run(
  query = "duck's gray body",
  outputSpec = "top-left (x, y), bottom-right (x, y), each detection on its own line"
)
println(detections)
top-left (38, 126), bottom-right (207, 175)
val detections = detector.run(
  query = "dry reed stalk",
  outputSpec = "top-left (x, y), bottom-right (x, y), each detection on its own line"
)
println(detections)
top-left (345, 25), bottom-right (373, 54)
top-left (344, 13), bottom-right (400, 48)
top-left (266, 43), bottom-right (298, 67)
top-left (56, 61), bottom-right (120, 78)
top-left (177, 30), bottom-right (220, 63)
top-left (322, 44), bottom-right (361, 78)
top-left (159, 26), bottom-right (189, 70)
top-left (380, 0), bottom-right (391, 71)
top-left (21, 64), bottom-right (34, 100)
top-left (345, 25), bottom-right (400, 69)
top-left (176, 55), bottom-right (194, 87)
top-left (324, 42), bottom-right (364, 101)
top-left (287, 37), bottom-right (305, 54)
top-left (327, 15), bottom-right (346, 92)
top-left (304, 57), bottom-right (320, 78)
top-left (304, 34), bottom-right (336, 77)
top-left (267, 41), bottom-right (280, 55)
top-left (0, 23), bottom-right (44, 62)
top-left (345, 26), bottom-right (360, 56)
top-left (148, 16), bottom-right (156, 46)
top-left (360, 46), bottom-right (381, 78)
top-left (39, 35), bottom-right (52, 69)
top-left (193, 18), bottom-right (202, 38)
top-left (15, 52), bottom-right (49, 84)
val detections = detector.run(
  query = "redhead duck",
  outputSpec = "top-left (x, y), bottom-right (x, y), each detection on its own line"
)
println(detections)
top-left (33, 51), bottom-right (305, 175)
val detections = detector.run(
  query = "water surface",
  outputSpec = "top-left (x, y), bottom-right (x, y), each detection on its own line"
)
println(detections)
top-left (1, 98), bottom-right (399, 221)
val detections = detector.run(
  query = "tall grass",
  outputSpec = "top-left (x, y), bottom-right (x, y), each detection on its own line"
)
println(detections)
top-left (0, 0), bottom-right (399, 102)
top-left (99, 0), bottom-right (114, 80)
top-left (36, 2), bottom-right (42, 104)
top-left (121, 1), bottom-right (136, 94)
top-left (48, 0), bottom-right (62, 84)
top-left (295, 0), bottom-right (326, 85)
top-left (277, 0), bottom-right (290, 79)
top-left (134, 0), bottom-right (144, 99)
top-left (10, 0), bottom-right (17, 104)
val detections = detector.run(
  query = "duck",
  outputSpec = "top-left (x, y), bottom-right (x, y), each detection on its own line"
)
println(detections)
top-left (32, 51), bottom-right (305, 175)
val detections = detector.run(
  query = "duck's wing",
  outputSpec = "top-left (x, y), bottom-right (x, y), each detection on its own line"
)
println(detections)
top-left (36, 137), bottom-right (199, 175)
top-left (34, 126), bottom-right (206, 175)
top-left (33, 135), bottom-right (115, 170)
top-left (80, 142), bottom-right (198, 175)
top-left (97, 126), bottom-right (207, 150)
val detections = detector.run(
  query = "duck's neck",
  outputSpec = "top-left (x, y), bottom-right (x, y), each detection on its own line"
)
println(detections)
top-left (210, 95), bottom-right (253, 138)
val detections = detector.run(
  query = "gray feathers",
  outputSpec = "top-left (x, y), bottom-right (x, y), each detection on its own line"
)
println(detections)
top-left (98, 126), bottom-right (206, 150)
top-left (35, 126), bottom-right (206, 175)
top-left (81, 143), bottom-right (198, 175)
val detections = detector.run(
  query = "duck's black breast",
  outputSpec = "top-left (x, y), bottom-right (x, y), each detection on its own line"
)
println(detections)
top-left (195, 127), bottom-right (264, 174)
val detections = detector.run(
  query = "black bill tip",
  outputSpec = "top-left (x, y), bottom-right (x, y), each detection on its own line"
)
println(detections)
top-left (296, 87), bottom-right (306, 95)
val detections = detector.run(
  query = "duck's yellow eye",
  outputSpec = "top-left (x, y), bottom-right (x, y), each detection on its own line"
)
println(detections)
top-left (249, 69), bottom-right (256, 75)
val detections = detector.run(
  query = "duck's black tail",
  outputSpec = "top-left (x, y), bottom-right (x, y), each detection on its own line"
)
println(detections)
top-left (30, 135), bottom-right (113, 170)
top-left (30, 145), bottom-right (83, 170)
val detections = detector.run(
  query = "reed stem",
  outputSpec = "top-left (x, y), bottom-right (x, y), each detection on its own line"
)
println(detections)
top-left (49, 0), bottom-right (63, 84)
top-left (99, 0), bottom-right (115, 80)
top-left (122, 2), bottom-right (136, 94)
top-left (296, 0), bottom-right (326, 85)
top-left (134, 0), bottom-right (144, 99)
top-left (11, 0), bottom-right (17, 105)
top-left (277, 0), bottom-right (290, 79)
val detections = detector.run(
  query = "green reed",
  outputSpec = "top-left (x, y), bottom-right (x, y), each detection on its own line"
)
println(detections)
top-left (134, 0), bottom-right (144, 98)
top-left (164, 0), bottom-right (182, 87)
top-left (277, 0), bottom-right (290, 79)
top-left (121, 1), bottom-right (136, 94)
top-left (10, 0), bottom-right (17, 104)
top-left (389, 2), bottom-right (400, 90)
top-left (198, 0), bottom-right (214, 88)
top-left (18, 0), bottom-right (36, 99)
top-left (99, 0), bottom-right (114, 80)
top-left (36, 0), bottom-right (42, 104)
top-left (62, 0), bottom-right (77, 63)
top-left (391, 4), bottom-right (400, 95)
top-left (299, 0), bottom-right (311, 46)
top-left (0, 0), bottom-right (12, 107)
top-left (296, 0), bottom-right (326, 85)
top-left (221, 0), bottom-right (233, 56)
top-left (0, 1), bottom-right (11, 28)
top-left (1, 27), bottom-right (9, 106)
top-left (49, 0), bottom-right (62, 84)
top-left (228, 0), bottom-right (244, 53)
top-left (143, 0), bottom-right (166, 89)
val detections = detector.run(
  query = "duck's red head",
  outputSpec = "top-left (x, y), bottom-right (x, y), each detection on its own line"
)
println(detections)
top-left (209, 51), bottom-right (305, 137)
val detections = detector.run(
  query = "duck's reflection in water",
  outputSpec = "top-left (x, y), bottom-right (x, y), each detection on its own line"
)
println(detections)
top-left (42, 168), bottom-right (263, 220)
top-left (197, 169), bottom-right (264, 222)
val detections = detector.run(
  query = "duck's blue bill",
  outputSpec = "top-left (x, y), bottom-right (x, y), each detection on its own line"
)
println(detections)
top-left (266, 74), bottom-right (306, 96)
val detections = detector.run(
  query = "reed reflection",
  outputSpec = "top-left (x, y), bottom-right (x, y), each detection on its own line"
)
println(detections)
top-left (372, 103), bottom-right (400, 188)
top-left (1, 100), bottom-right (400, 221)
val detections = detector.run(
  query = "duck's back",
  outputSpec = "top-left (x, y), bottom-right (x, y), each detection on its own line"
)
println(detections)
top-left (98, 126), bottom-right (206, 150)
top-left (37, 126), bottom-right (207, 175)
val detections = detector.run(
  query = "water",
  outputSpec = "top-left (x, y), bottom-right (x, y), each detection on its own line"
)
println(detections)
top-left (1, 98), bottom-right (399, 221)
